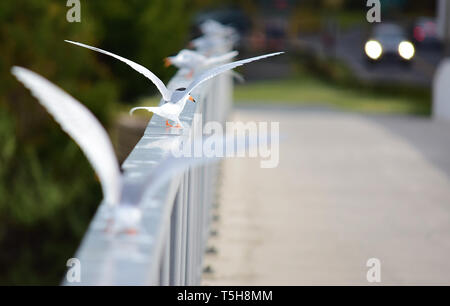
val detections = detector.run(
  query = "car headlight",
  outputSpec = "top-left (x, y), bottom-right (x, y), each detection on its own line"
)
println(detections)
top-left (365, 40), bottom-right (383, 60)
top-left (398, 41), bottom-right (415, 60)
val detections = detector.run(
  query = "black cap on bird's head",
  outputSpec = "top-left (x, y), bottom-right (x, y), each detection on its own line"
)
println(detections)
top-left (175, 88), bottom-right (196, 103)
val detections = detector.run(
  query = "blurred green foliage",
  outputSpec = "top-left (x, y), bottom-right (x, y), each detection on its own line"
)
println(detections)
top-left (292, 51), bottom-right (431, 114)
top-left (0, 0), bottom-right (194, 284)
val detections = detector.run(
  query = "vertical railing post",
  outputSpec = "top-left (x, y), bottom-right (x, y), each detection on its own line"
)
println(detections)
top-left (180, 172), bottom-right (189, 285)
top-left (160, 230), bottom-right (171, 285)
top-left (169, 180), bottom-right (184, 285)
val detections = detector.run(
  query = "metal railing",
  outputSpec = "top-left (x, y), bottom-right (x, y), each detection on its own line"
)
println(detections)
top-left (64, 49), bottom-right (233, 286)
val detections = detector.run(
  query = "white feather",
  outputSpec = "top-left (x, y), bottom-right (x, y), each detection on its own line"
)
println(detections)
top-left (64, 40), bottom-right (172, 101)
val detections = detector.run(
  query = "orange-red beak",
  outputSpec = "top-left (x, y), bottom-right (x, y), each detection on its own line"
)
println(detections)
top-left (188, 96), bottom-right (196, 103)
top-left (164, 57), bottom-right (172, 67)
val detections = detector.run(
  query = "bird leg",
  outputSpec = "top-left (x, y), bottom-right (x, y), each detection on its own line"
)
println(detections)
top-left (166, 120), bottom-right (182, 128)
top-left (126, 228), bottom-right (138, 235)
top-left (174, 120), bottom-right (183, 129)
top-left (186, 69), bottom-right (194, 79)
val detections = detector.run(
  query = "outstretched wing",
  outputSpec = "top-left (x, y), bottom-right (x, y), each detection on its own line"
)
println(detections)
top-left (183, 52), bottom-right (283, 99)
top-left (11, 66), bottom-right (122, 206)
top-left (65, 40), bottom-right (172, 101)
top-left (205, 50), bottom-right (238, 65)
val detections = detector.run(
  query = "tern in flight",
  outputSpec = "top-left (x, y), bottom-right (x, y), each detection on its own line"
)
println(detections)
top-left (65, 40), bottom-right (283, 128)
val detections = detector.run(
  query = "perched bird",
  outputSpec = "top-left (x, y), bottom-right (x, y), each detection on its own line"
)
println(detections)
top-left (65, 40), bottom-right (284, 128)
top-left (164, 49), bottom-right (238, 79)
top-left (129, 88), bottom-right (189, 128)
top-left (10, 67), bottom-right (251, 234)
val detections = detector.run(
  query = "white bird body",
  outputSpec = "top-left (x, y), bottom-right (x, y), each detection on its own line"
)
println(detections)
top-left (11, 66), bottom-right (276, 233)
top-left (130, 98), bottom-right (187, 127)
top-left (153, 103), bottom-right (184, 121)
top-left (166, 49), bottom-right (207, 68)
top-left (191, 20), bottom-right (239, 54)
top-left (190, 36), bottom-right (234, 55)
top-left (166, 49), bottom-right (237, 69)
top-left (65, 40), bottom-right (284, 128)
top-left (166, 49), bottom-right (238, 79)
top-left (199, 19), bottom-right (237, 39)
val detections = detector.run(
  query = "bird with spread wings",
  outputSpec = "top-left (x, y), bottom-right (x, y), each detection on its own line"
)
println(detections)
top-left (65, 40), bottom-right (283, 128)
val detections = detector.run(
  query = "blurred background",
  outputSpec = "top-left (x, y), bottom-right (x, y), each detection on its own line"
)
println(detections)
top-left (0, 0), bottom-right (446, 284)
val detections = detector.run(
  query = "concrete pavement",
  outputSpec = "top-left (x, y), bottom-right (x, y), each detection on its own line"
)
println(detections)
top-left (202, 106), bottom-right (450, 285)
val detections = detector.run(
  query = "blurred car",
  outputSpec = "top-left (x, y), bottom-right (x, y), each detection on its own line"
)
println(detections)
top-left (412, 17), bottom-right (441, 49)
top-left (364, 23), bottom-right (415, 64)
